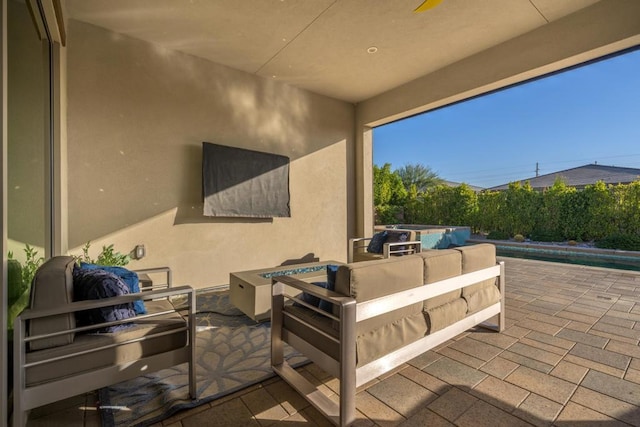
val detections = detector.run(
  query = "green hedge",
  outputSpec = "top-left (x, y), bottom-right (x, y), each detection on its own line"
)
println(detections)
top-left (375, 179), bottom-right (640, 249)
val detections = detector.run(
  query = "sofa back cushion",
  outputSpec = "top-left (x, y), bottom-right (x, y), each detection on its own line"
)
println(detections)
top-left (418, 249), bottom-right (463, 310)
top-left (454, 244), bottom-right (500, 313)
top-left (28, 256), bottom-right (77, 351)
top-left (335, 256), bottom-right (427, 365)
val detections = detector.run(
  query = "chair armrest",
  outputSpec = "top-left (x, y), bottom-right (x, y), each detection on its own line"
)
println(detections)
top-left (17, 285), bottom-right (193, 321)
top-left (15, 285), bottom-right (195, 346)
top-left (272, 275), bottom-right (353, 320)
top-left (132, 266), bottom-right (172, 290)
top-left (382, 240), bottom-right (422, 258)
top-left (348, 237), bottom-right (373, 263)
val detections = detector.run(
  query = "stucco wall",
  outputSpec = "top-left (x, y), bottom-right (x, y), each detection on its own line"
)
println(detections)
top-left (66, 20), bottom-right (355, 288)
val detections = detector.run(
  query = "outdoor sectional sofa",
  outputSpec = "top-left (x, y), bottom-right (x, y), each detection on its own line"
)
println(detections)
top-left (12, 256), bottom-right (196, 427)
top-left (271, 243), bottom-right (504, 427)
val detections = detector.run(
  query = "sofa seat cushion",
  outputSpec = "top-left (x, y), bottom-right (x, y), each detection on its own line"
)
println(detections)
top-left (25, 300), bottom-right (186, 386)
top-left (424, 298), bottom-right (468, 333)
top-left (283, 304), bottom-right (340, 361)
top-left (464, 284), bottom-right (501, 314)
top-left (418, 249), bottom-right (462, 310)
top-left (356, 312), bottom-right (428, 366)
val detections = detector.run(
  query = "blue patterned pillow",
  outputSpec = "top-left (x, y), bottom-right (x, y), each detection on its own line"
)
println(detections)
top-left (73, 266), bottom-right (136, 332)
top-left (367, 231), bottom-right (388, 254)
top-left (80, 263), bottom-right (146, 315)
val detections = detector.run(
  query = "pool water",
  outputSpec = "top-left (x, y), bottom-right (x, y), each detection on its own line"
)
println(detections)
top-left (496, 246), bottom-right (640, 272)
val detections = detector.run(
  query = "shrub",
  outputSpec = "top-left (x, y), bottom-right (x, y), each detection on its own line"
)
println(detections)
top-left (530, 229), bottom-right (563, 242)
top-left (595, 234), bottom-right (640, 251)
top-left (487, 230), bottom-right (510, 240)
top-left (513, 234), bottom-right (525, 242)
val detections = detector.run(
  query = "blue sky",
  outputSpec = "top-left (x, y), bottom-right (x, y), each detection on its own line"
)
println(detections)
top-left (373, 48), bottom-right (640, 189)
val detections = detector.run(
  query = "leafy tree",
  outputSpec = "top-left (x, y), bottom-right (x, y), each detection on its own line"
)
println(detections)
top-left (373, 163), bottom-right (407, 206)
top-left (395, 163), bottom-right (443, 193)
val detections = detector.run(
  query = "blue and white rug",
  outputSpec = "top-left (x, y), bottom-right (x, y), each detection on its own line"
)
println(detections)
top-left (99, 291), bottom-right (306, 426)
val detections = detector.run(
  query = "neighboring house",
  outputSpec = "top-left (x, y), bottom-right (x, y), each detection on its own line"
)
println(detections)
top-left (489, 164), bottom-right (640, 191)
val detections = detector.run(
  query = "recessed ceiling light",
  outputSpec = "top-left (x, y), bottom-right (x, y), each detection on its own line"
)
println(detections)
top-left (367, 46), bottom-right (378, 54)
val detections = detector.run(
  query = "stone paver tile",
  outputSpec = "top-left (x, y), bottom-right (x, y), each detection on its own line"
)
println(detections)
top-left (500, 350), bottom-right (554, 374)
top-left (525, 312), bottom-right (571, 327)
top-left (565, 302), bottom-right (608, 317)
top-left (580, 370), bottom-right (640, 406)
top-left (625, 368), bottom-right (640, 385)
top-left (469, 330), bottom-right (518, 349)
top-left (524, 330), bottom-right (575, 350)
top-left (503, 325), bottom-right (531, 338)
top-left (437, 346), bottom-right (485, 369)
top-left (422, 357), bottom-right (487, 389)
top-left (599, 315), bottom-right (636, 328)
top-left (555, 329), bottom-right (609, 348)
top-left (512, 393), bottom-right (563, 427)
top-left (570, 386), bottom-right (640, 426)
top-left (505, 366), bottom-right (576, 405)
top-left (454, 399), bottom-right (533, 427)
top-left (563, 354), bottom-right (626, 378)
top-left (569, 342), bottom-right (631, 370)
top-left (264, 380), bottom-right (310, 416)
top-left (606, 339), bottom-right (640, 359)
top-left (182, 398), bottom-right (260, 427)
top-left (554, 310), bottom-right (600, 325)
top-left (471, 375), bottom-right (529, 412)
top-left (564, 320), bottom-right (592, 332)
top-left (407, 350), bottom-right (441, 370)
top-left (241, 388), bottom-right (289, 426)
top-left (589, 329), bottom-right (639, 345)
top-left (356, 391), bottom-right (405, 427)
top-left (515, 318), bottom-right (563, 336)
top-left (607, 310), bottom-right (640, 322)
top-left (399, 365), bottom-right (451, 395)
top-left (480, 356), bottom-right (519, 379)
top-left (592, 321), bottom-right (640, 340)
top-left (549, 360), bottom-right (589, 384)
top-left (397, 407), bottom-right (454, 427)
top-left (366, 373), bottom-right (437, 418)
top-left (555, 401), bottom-right (630, 427)
top-left (427, 387), bottom-right (477, 422)
top-left (507, 342), bottom-right (563, 366)
top-left (632, 358), bottom-right (640, 370)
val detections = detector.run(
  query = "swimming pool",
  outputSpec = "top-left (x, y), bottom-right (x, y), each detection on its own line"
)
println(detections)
top-left (468, 239), bottom-right (640, 272)
top-left (376, 224), bottom-right (471, 249)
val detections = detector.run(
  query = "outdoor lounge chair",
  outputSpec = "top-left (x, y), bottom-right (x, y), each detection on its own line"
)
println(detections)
top-left (12, 256), bottom-right (197, 427)
top-left (348, 229), bottom-right (422, 262)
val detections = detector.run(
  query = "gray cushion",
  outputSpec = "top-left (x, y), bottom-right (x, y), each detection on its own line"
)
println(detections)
top-left (28, 256), bottom-right (77, 351)
top-left (25, 300), bottom-right (186, 386)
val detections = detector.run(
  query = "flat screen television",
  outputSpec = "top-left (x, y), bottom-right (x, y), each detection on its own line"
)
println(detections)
top-left (202, 142), bottom-right (290, 218)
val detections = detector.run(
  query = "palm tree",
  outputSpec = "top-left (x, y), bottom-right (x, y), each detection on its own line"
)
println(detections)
top-left (395, 163), bottom-right (443, 193)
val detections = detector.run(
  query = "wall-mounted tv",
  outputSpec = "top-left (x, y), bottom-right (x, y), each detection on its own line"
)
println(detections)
top-left (202, 142), bottom-right (290, 218)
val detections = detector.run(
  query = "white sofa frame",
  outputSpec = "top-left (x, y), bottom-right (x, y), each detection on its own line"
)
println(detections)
top-left (12, 267), bottom-right (197, 427)
top-left (271, 261), bottom-right (505, 427)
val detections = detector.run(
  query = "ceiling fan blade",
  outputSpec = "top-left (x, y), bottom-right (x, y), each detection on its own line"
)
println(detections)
top-left (414, 0), bottom-right (444, 12)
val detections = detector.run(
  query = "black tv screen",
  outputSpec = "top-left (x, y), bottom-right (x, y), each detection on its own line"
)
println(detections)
top-left (202, 142), bottom-right (290, 218)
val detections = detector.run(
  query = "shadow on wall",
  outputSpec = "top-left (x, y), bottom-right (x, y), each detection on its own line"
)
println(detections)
top-left (67, 20), bottom-right (354, 247)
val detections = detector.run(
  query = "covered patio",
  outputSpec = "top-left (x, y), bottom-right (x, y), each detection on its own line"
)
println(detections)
top-left (28, 257), bottom-right (640, 426)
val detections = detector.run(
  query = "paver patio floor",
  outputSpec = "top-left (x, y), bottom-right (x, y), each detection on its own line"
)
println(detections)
top-left (26, 257), bottom-right (640, 426)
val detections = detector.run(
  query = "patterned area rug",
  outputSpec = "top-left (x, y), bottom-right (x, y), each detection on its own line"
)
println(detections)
top-left (99, 291), bottom-right (307, 426)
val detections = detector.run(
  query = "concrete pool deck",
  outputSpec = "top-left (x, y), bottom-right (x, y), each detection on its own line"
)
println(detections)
top-left (25, 257), bottom-right (640, 426)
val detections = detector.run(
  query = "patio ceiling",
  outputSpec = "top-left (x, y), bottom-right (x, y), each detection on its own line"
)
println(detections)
top-left (62, 0), bottom-right (601, 103)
